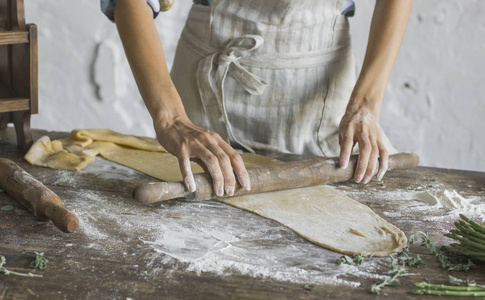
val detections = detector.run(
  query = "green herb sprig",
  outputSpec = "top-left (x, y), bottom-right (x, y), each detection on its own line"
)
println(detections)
top-left (336, 254), bottom-right (364, 266)
top-left (417, 231), bottom-right (476, 271)
top-left (394, 247), bottom-right (424, 268)
top-left (29, 252), bottom-right (47, 269)
top-left (0, 255), bottom-right (43, 278)
top-left (371, 264), bottom-right (407, 295)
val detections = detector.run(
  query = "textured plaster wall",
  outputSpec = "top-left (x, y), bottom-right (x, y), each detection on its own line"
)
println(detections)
top-left (24, 0), bottom-right (485, 172)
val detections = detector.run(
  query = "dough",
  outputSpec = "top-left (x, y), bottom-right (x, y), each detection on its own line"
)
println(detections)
top-left (25, 129), bottom-right (407, 256)
top-left (222, 186), bottom-right (407, 256)
top-left (24, 129), bottom-right (279, 181)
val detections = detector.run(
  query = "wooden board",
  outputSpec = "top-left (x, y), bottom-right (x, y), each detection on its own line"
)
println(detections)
top-left (0, 128), bottom-right (484, 299)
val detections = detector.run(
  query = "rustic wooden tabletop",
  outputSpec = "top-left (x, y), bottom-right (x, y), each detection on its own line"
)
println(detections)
top-left (1, 128), bottom-right (484, 300)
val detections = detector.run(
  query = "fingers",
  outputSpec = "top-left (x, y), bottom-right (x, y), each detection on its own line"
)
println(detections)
top-left (376, 140), bottom-right (389, 181)
top-left (354, 133), bottom-right (371, 183)
top-left (339, 128), bottom-right (354, 169)
top-left (178, 131), bottom-right (250, 197)
top-left (219, 143), bottom-right (251, 191)
top-left (355, 136), bottom-right (388, 184)
top-left (199, 147), bottom-right (226, 197)
top-left (179, 156), bottom-right (196, 193)
top-left (341, 125), bottom-right (389, 184)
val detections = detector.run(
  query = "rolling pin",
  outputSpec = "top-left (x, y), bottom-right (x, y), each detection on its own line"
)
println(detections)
top-left (133, 152), bottom-right (419, 205)
top-left (0, 158), bottom-right (79, 233)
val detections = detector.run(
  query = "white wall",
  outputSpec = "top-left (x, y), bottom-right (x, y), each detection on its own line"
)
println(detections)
top-left (24, 0), bottom-right (485, 172)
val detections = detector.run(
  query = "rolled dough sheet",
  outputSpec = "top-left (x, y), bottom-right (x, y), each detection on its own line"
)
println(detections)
top-left (221, 186), bottom-right (407, 256)
top-left (25, 129), bottom-right (407, 256)
top-left (24, 129), bottom-right (281, 181)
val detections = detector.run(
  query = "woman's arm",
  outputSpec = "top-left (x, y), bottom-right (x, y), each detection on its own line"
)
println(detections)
top-left (114, 0), bottom-right (250, 196)
top-left (339, 0), bottom-right (412, 183)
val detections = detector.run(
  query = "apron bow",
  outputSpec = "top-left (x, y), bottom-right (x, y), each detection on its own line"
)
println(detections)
top-left (196, 35), bottom-right (267, 152)
top-left (217, 35), bottom-right (267, 96)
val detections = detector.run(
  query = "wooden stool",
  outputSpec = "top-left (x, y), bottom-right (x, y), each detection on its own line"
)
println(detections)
top-left (0, 0), bottom-right (37, 152)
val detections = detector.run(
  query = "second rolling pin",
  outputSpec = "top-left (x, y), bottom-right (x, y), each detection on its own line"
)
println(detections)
top-left (0, 158), bottom-right (79, 233)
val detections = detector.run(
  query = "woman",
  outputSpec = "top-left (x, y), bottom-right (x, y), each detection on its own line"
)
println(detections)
top-left (101, 0), bottom-right (412, 196)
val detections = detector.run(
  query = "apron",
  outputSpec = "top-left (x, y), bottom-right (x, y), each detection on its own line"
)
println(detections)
top-left (170, 0), bottom-right (396, 157)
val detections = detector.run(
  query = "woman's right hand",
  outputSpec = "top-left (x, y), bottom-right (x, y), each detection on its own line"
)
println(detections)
top-left (154, 116), bottom-right (251, 197)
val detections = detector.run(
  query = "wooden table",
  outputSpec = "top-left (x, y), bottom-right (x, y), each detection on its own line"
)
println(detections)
top-left (1, 128), bottom-right (484, 299)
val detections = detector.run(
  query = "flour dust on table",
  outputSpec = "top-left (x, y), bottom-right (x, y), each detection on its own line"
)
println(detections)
top-left (36, 159), bottom-right (389, 286)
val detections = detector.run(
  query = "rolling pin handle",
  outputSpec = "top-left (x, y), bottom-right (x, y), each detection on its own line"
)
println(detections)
top-left (388, 152), bottom-right (420, 171)
top-left (41, 203), bottom-right (79, 233)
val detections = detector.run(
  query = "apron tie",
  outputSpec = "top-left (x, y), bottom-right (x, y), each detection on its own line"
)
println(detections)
top-left (197, 35), bottom-right (267, 152)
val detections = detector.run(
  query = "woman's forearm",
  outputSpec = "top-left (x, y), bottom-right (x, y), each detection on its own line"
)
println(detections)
top-left (113, 0), bottom-right (251, 195)
top-left (351, 0), bottom-right (412, 112)
top-left (114, 0), bottom-right (187, 126)
top-left (339, 0), bottom-right (412, 183)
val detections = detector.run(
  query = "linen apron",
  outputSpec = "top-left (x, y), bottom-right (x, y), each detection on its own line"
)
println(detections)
top-left (170, 0), bottom-right (396, 157)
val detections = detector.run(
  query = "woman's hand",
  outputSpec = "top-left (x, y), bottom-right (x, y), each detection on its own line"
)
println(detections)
top-left (338, 98), bottom-right (388, 184)
top-left (154, 115), bottom-right (251, 196)
top-left (115, 0), bottom-right (250, 196)
top-left (339, 0), bottom-right (412, 183)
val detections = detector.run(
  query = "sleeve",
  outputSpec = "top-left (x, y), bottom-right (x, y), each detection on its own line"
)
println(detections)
top-left (341, 0), bottom-right (355, 17)
top-left (100, 0), bottom-right (164, 22)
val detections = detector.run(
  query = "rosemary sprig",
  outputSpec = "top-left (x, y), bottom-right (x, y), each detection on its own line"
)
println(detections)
top-left (0, 255), bottom-right (43, 278)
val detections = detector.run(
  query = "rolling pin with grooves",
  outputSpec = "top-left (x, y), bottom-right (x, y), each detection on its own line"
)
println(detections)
top-left (133, 152), bottom-right (419, 205)
top-left (0, 158), bottom-right (79, 233)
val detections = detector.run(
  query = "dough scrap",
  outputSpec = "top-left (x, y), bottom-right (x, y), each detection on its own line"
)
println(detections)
top-left (221, 186), bottom-right (407, 256)
top-left (25, 129), bottom-right (407, 255)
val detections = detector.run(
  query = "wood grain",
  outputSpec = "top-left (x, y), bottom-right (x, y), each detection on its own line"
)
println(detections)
top-left (0, 128), bottom-right (484, 300)
top-left (0, 31), bottom-right (28, 45)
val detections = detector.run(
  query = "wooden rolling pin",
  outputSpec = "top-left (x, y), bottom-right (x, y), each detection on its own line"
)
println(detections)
top-left (0, 158), bottom-right (79, 233)
top-left (133, 152), bottom-right (419, 205)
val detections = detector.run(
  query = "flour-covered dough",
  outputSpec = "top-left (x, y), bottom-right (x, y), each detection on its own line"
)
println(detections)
top-left (221, 186), bottom-right (407, 256)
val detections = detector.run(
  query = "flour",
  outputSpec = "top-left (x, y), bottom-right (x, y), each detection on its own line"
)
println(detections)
top-left (51, 158), bottom-right (484, 286)
top-left (336, 185), bottom-right (485, 222)
top-left (56, 160), bottom-right (383, 286)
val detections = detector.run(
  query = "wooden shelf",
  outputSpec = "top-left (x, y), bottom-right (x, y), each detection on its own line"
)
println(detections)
top-left (0, 97), bottom-right (30, 112)
top-left (0, 31), bottom-right (29, 45)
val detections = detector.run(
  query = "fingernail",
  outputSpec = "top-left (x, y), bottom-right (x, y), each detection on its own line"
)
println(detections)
top-left (355, 173), bottom-right (364, 183)
top-left (340, 159), bottom-right (348, 169)
top-left (363, 175), bottom-right (372, 184)
top-left (241, 177), bottom-right (251, 191)
top-left (377, 171), bottom-right (386, 181)
top-left (216, 186), bottom-right (224, 197)
top-left (184, 177), bottom-right (196, 193)
top-left (226, 186), bottom-right (234, 196)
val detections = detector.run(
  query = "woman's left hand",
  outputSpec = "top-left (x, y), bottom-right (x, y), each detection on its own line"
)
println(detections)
top-left (338, 99), bottom-right (388, 184)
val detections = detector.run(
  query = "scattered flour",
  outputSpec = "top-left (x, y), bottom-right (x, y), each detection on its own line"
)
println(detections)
top-left (377, 189), bottom-right (485, 221)
top-left (51, 159), bottom-right (484, 286)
